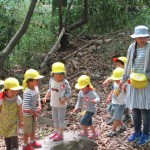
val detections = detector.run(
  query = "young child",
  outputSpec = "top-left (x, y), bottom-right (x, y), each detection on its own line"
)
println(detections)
top-left (43, 62), bottom-right (71, 141)
top-left (72, 75), bottom-right (100, 139)
top-left (104, 57), bottom-right (130, 124)
top-left (0, 77), bottom-right (23, 150)
top-left (106, 68), bottom-right (126, 137)
top-left (22, 69), bottom-right (44, 150)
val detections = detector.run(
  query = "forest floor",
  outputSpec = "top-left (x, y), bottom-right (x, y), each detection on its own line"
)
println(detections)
top-left (0, 29), bottom-right (150, 150)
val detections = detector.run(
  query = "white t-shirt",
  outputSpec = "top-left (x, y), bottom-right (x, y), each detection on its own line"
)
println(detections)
top-left (0, 95), bottom-right (22, 105)
top-left (48, 78), bottom-right (71, 108)
top-left (112, 82), bottom-right (126, 105)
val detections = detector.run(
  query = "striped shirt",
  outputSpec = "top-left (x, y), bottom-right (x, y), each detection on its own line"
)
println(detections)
top-left (22, 86), bottom-right (40, 116)
top-left (131, 47), bottom-right (146, 73)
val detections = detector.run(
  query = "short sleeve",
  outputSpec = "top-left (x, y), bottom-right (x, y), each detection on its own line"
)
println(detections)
top-left (16, 96), bottom-right (22, 105)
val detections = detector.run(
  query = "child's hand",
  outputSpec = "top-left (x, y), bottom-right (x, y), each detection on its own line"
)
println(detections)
top-left (32, 111), bottom-right (39, 117)
top-left (42, 97), bottom-right (47, 103)
top-left (36, 105), bottom-right (41, 113)
top-left (59, 97), bottom-right (68, 105)
top-left (18, 121), bottom-right (24, 128)
top-left (91, 99), bottom-right (96, 104)
top-left (106, 97), bottom-right (111, 104)
top-left (72, 108), bottom-right (78, 114)
top-left (102, 77), bottom-right (111, 87)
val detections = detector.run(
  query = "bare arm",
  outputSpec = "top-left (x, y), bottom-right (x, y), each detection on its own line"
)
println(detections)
top-left (17, 104), bottom-right (23, 127)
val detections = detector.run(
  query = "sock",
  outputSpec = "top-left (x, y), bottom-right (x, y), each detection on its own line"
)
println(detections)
top-left (30, 140), bottom-right (34, 144)
top-left (24, 144), bottom-right (28, 147)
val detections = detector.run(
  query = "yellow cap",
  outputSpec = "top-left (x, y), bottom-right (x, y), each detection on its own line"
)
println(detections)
top-left (75, 75), bottom-right (94, 89)
top-left (22, 69), bottom-right (44, 91)
top-left (113, 57), bottom-right (127, 65)
top-left (51, 62), bottom-right (66, 74)
top-left (110, 68), bottom-right (124, 80)
top-left (4, 77), bottom-right (23, 90)
top-left (0, 80), bottom-right (4, 86)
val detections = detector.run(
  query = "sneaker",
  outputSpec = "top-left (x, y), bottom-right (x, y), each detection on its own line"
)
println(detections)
top-left (30, 141), bottom-right (42, 148)
top-left (107, 119), bottom-right (113, 125)
top-left (117, 125), bottom-right (126, 133)
top-left (88, 132), bottom-right (99, 139)
top-left (53, 134), bottom-right (63, 141)
top-left (137, 134), bottom-right (150, 145)
top-left (78, 132), bottom-right (88, 137)
top-left (22, 144), bottom-right (34, 150)
top-left (122, 115), bottom-right (131, 122)
top-left (49, 132), bottom-right (58, 139)
top-left (128, 132), bottom-right (141, 142)
top-left (107, 131), bottom-right (117, 137)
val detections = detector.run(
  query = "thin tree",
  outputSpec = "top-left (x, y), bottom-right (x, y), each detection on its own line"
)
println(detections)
top-left (0, 0), bottom-right (37, 74)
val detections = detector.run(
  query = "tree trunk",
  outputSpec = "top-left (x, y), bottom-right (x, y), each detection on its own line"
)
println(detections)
top-left (0, 0), bottom-right (37, 74)
top-left (52, 0), bottom-right (67, 15)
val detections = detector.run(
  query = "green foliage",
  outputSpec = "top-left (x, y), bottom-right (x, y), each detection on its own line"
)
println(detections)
top-left (0, 0), bottom-right (21, 51)
top-left (1, 0), bottom-right (150, 70)
top-left (10, 1), bottom-right (55, 68)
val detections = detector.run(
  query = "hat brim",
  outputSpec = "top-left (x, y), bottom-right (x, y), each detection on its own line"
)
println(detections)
top-left (34, 75), bottom-right (44, 79)
top-left (8, 86), bottom-right (23, 90)
top-left (130, 34), bottom-right (149, 38)
top-left (0, 81), bottom-right (4, 86)
top-left (110, 76), bottom-right (122, 80)
top-left (75, 83), bottom-right (87, 89)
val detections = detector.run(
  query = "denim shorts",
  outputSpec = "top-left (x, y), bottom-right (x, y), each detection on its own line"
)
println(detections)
top-left (110, 104), bottom-right (125, 121)
top-left (80, 111), bottom-right (94, 126)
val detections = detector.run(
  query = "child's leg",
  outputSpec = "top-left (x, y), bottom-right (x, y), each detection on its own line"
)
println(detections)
top-left (57, 107), bottom-right (66, 135)
top-left (52, 107), bottom-right (66, 141)
top-left (80, 111), bottom-right (94, 135)
top-left (11, 136), bottom-right (18, 149)
top-left (23, 134), bottom-right (29, 145)
top-left (52, 107), bottom-right (59, 132)
top-left (30, 131), bottom-right (35, 141)
top-left (112, 120), bottom-right (120, 131)
top-left (82, 125), bottom-right (88, 134)
top-left (4, 137), bottom-right (11, 150)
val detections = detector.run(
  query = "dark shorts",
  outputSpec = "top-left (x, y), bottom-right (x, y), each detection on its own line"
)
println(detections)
top-left (80, 111), bottom-right (94, 126)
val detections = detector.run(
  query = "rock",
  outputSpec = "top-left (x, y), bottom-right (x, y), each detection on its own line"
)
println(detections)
top-left (118, 32), bottom-right (126, 37)
top-left (104, 39), bottom-right (112, 43)
top-left (88, 45), bottom-right (96, 52)
top-left (95, 40), bottom-right (103, 45)
top-left (97, 46), bottom-right (101, 50)
top-left (38, 131), bottom-right (97, 150)
top-left (76, 52), bottom-right (83, 57)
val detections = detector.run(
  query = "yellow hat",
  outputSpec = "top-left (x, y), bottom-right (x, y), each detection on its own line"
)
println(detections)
top-left (22, 69), bottom-right (44, 91)
top-left (4, 77), bottom-right (23, 90)
top-left (113, 57), bottom-right (127, 65)
top-left (110, 68), bottom-right (124, 80)
top-left (0, 80), bottom-right (4, 86)
top-left (75, 75), bottom-right (94, 89)
top-left (51, 62), bottom-right (66, 74)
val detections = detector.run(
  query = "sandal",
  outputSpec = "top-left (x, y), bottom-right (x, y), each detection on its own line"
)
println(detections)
top-left (88, 132), bottom-right (99, 139)
top-left (78, 132), bottom-right (88, 137)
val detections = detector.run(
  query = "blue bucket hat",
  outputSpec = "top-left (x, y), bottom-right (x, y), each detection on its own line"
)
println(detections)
top-left (131, 25), bottom-right (149, 38)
